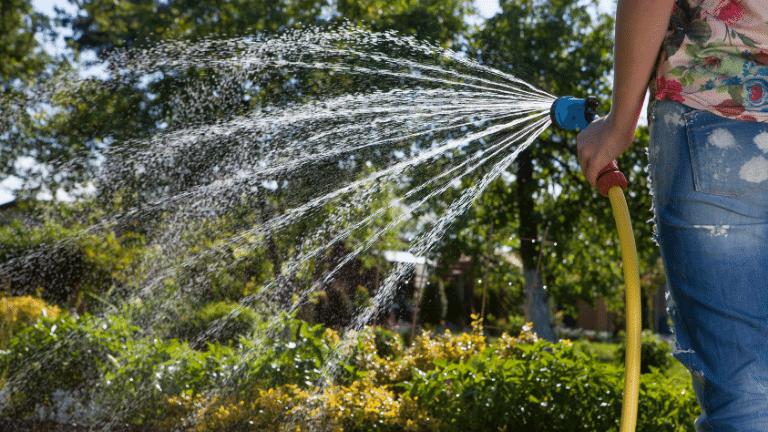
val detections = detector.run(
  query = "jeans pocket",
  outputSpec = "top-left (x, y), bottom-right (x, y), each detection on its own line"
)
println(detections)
top-left (685, 110), bottom-right (768, 197)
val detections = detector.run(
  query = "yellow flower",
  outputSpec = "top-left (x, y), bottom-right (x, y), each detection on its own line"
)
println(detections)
top-left (0, 296), bottom-right (62, 348)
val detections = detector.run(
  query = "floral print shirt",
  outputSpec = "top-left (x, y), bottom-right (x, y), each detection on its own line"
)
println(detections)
top-left (650, 0), bottom-right (768, 121)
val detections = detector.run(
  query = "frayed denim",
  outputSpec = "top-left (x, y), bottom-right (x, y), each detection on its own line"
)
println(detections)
top-left (649, 100), bottom-right (768, 431)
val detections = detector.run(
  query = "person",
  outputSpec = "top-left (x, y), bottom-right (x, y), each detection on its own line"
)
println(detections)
top-left (577, 0), bottom-right (768, 430)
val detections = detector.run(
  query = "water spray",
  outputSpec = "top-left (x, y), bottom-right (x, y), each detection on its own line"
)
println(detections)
top-left (550, 96), bottom-right (641, 432)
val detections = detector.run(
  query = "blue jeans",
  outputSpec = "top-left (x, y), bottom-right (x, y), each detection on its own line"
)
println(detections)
top-left (649, 100), bottom-right (768, 431)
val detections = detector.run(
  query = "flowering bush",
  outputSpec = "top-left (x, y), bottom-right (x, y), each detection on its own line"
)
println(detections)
top-left (0, 220), bottom-right (145, 311)
top-left (1, 314), bottom-right (699, 431)
top-left (353, 319), bottom-right (488, 386)
top-left (0, 296), bottom-right (61, 349)
top-left (146, 321), bottom-right (698, 432)
top-left (0, 313), bottom-right (137, 419)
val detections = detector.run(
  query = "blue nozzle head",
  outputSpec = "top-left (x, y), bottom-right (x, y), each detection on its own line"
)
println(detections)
top-left (550, 96), bottom-right (598, 131)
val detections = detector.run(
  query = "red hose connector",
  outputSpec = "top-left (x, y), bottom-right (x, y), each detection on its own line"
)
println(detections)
top-left (596, 160), bottom-right (627, 197)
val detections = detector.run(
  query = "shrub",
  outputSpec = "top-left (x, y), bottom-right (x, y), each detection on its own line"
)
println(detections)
top-left (100, 338), bottom-right (237, 424)
top-left (0, 313), bottom-right (137, 419)
top-left (1, 308), bottom-right (240, 424)
top-left (404, 339), bottom-right (619, 431)
top-left (3, 314), bottom-right (698, 431)
top-left (231, 317), bottom-right (333, 391)
top-left (0, 296), bottom-right (62, 349)
top-left (143, 321), bottom-right (699, 432)
top-left (191, 385), bottom-right (312, 432)
top-left (506, 314), bottom-right (527, 334)
top-left (418, 281), bottom-right (446, 326)
top-left (618, 329), bottom-right (672, 374)
top-left (636, 369), bottom-right (700, 431)
top-left (354, 320), bottom-right (489, 387)
top-left (404, 338), bottom-right (697, 431)
top-left (162, 379), bottom-right (438, 432)
top-left (373, 326), bottom-right (403, 359)
top-left (167, 301), bottom-right (260, 350)
top-left (0, 220), bottom-right (144, 311)
top-left (314, 286), bottom-right (352, 329)
top-left (352, 285), bottom-right (371, 312)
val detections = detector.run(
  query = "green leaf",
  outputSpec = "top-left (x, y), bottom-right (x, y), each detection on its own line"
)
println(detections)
top-left (668, 66), bottom-right (687, 77)
top-left (738, 32), bottom-right (759, 47)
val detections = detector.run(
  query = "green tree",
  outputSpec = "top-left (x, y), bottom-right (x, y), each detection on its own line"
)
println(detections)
top-left (429, 178), bottom-right (526, 328)
top-left (0, 0), bottom-right (68, 191)
top-left (0, 0), bottom-right (50, 83)
top-left (33, 0), bottom-right (475, 321)
top-left (439, 0), bottom-right (658, 340)
top-left (337, 0), bottom-right (471, 47)
top-left (10, 0), bottom-right (473, 199)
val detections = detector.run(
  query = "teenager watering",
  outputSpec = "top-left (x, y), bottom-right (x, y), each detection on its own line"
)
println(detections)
top-left (578, 0), bottom-right (768, 429)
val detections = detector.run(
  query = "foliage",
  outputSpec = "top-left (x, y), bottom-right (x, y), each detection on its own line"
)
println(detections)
top-left (409, 0), bottom-right (630, 340)
top-left (618, 329), bottom-right (672, 374)
top-left (0, 0), bottom-right (67, 188)
top-left (1, 0), bottom-right (666, 348)
top-left (140, 320), bottom-right (698, 431)
top-left (406, 341), bottom-right (621, 431)
top-left (0, 313), bottom-right (138, 418)
top-left (99, 338), bottom-right (237, 424)
top-left (0, 307), bottom-right (243, 423)
top-left (0, 0), bottom-right (50, 82)
top-left (165, 301), bottom-right (260, 350)
top-left (311, 286), bottom-right (353, 329)
top-left (231, 317), bottom-right (334, 391)
top-left (352, 285), bottom-right (372, 313)
top-left (0, 296), bottom-right (62, 349)
top-left (337, 0), bottom-right (471, 46)
top-left (0, 217), bottom-right (145, 311)
top-left (636, 369), bottom-right (700, 431)
top-left (506, 314), bottom-right (527, 334)
top-left (372, 326), bottom-right (403, 359)
top-left (160, 379), bottom-right (437, 432)
top-left (0, 1), bottom-right (698, 429)
top-left (573, 339), bottom-right (620, 364)
top-left (0, 309), bottom-right (699, 429)
top-left (6, 0), bottom-right (475, 200)
top-left (405, 338), bottom-right (697, 431)
top-left (418, 280), bottom-right (446, 326)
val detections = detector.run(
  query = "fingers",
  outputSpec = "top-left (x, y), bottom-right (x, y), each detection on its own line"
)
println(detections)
top-left (576, 114), bottom-right (636, 188)
top-left (576, 117), bottom-right (621, 187)
top-left (576, 129), bottom-right (597, 187)
top-left (577, 146), bottom-right (590, 186)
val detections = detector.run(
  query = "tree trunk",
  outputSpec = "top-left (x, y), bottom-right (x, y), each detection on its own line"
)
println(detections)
top-left (257, 186), bottom-right (290, 308)
top-left (516, 149), bottom-right (556, 341)
top-left (523, 269), bottom-right (556, 341)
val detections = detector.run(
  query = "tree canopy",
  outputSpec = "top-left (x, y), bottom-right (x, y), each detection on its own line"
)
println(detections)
top-left (0, 0), bottom-right (661, 338)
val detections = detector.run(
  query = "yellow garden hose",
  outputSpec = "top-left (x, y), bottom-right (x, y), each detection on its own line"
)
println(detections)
top-left (550, 96), bottom-right (642, 431)
top-left (607, 185), bottom-right (642, 432)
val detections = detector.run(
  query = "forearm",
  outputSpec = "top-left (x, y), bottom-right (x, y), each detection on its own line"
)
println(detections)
top-left (610, 0), bottom-right (676, 131)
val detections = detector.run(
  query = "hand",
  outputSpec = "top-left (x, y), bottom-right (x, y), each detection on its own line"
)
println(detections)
top-left (576, 113), bottom-right (636, 188)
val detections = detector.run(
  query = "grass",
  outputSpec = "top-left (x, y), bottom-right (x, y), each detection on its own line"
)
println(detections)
top-left (573, 338), bottom-right (691, 380)
top-left (574, 339), bottom-right (619, 363)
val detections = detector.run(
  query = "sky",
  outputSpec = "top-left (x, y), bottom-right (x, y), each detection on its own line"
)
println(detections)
top-left (3, 0), bottom-right (631, 205)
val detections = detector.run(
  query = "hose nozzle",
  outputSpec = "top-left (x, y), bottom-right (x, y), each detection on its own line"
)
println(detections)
top-left (549, 96), bottom-right (627, 196)
top-left (549, 96), bottom-right (599, 132)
